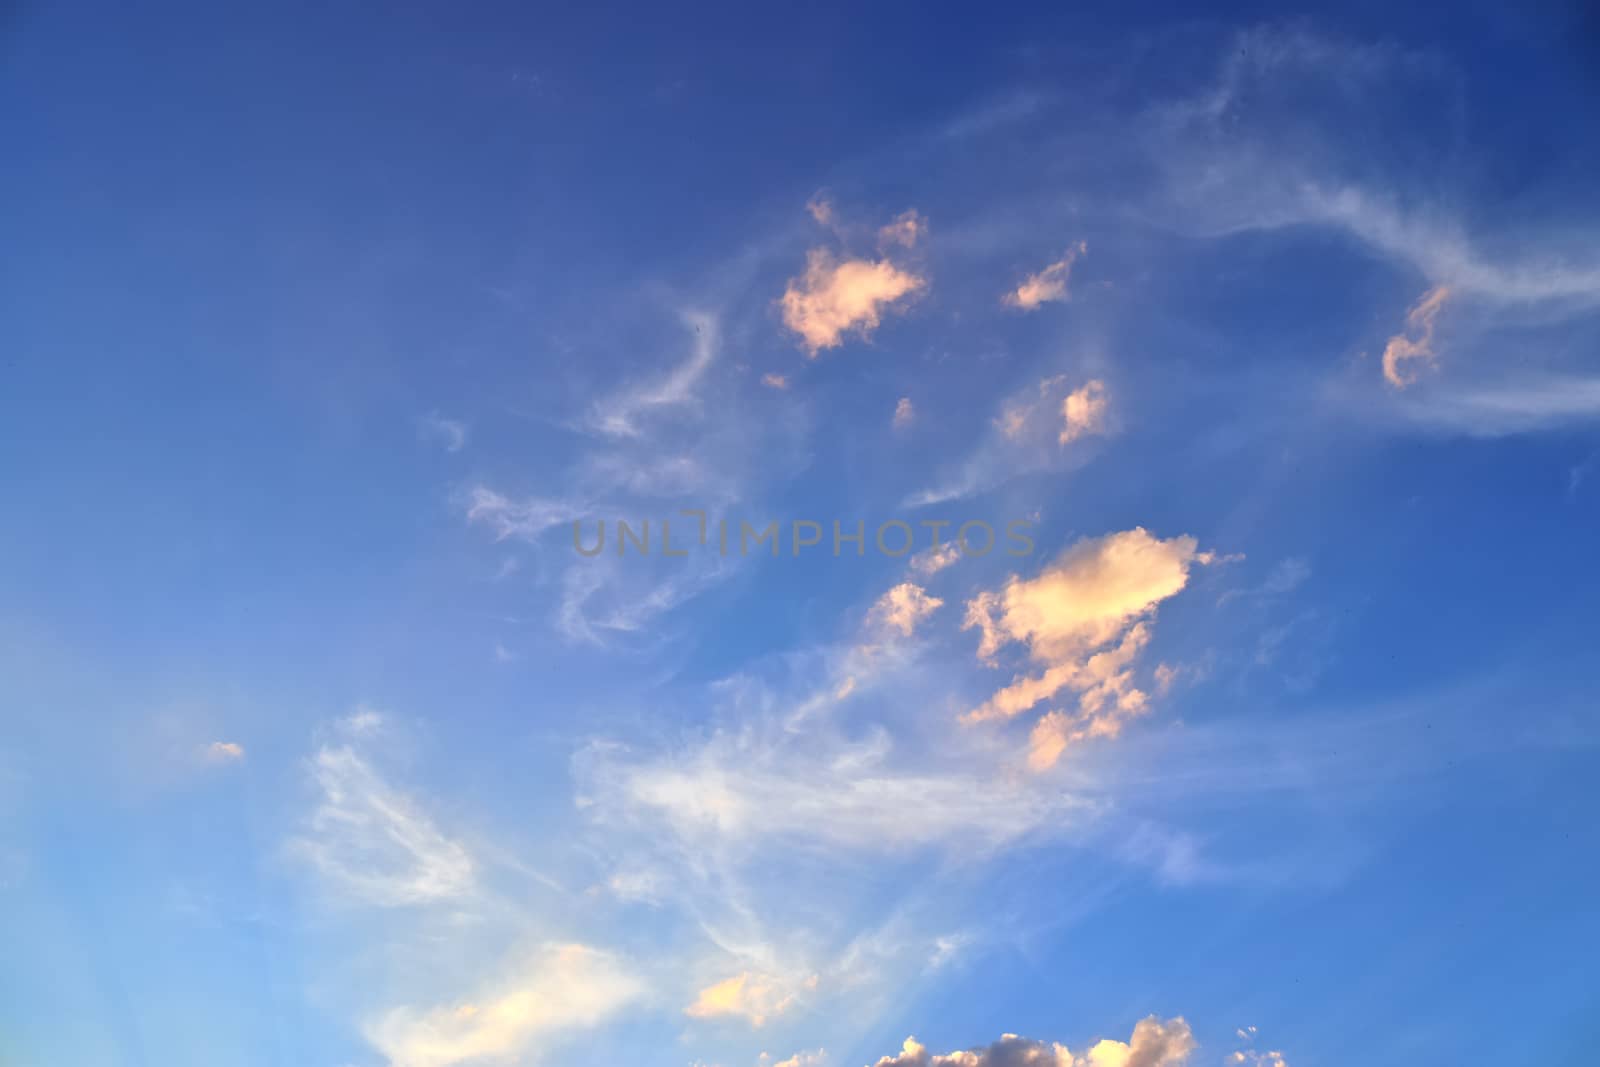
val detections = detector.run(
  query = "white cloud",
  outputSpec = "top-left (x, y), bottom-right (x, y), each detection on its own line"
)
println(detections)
top-left (894, 396), bottom-right (916, 429)
top-left (1153, 29), bottom-right (1600, 308)
top-left (290, 743), bottom-right (475, 907)
top-left (1384, 374), bottom-right (1600, 436)
top-left (577, 725), bottom-right (1085, 856)
top-left (1230, 1024), bottom-right (1290, 1067)
top-left (591, 310), bottom-right (720, 437)
top-left (340, 707), bottom-right (385, 735)
top-left (1230, 1052), bottom-right (1289, 1067)
top-left (465, 487), bottom-right (586, 544)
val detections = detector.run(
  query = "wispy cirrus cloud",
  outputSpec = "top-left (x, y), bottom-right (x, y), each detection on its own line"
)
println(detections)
top-left (909, 375), bottom-right (1113, 506)
top-left (462, 307), bottom-right (799, 644)
top-left (1140, 25), bottom-right (1600, 438)
top-left (579, 725), bottom-right (1082, 855)
top-left (878, 210), bottom-right (927, 250)
top-left (419, 412), bottom-right (469, 453)
top-left (289, 730), bottom-right (476, 907)
top-left (365, 944), bottom-right (644, 1067)
top-left (588, 309), bottom-right (720, 437)
top-left (1382, 285), bottom-right (1451, 388)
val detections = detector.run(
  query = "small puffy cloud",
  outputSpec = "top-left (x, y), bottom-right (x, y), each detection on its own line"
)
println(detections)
top-left (204, 741), bottom-right (245, 763)
top-left (1060, 379), bottom-right (1110, 444)
top-left (1382, 285), bottom-right (1450, 388)
top-left (762, 372), bottom-right (791, 390)
top-left (996, 376), bottom-right (1110, 447)
top-left (1003, 242), bottom-right (1088, 310)
top-left (807, 194), bottom-right (834, 226)
top-left (781, 249), bottom-right (926, 354)
top-left (1230, 1053), bottom-right (1288, 1067)
top-left (910, 541), bottom-right (962, 576)
top-left (879, 209), bottom-right (927, 248)
top-left (870, 582), bottom-right (944, 637)
top-left (894, 397), bottom-right (916, 429)
top-left (686, 971), bottom-right (808, 1027)
top-left (365, 944), bottom-right (644, 1067)
top-left (964, 528), bottom-right (1214, 767)
top-left (870, 1016), bottom-right (1195, 1067)
top-left (1229, 1025), bottom-right (1289, 1067)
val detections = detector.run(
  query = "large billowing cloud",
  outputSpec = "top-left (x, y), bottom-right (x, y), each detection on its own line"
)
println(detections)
top-left (781, 249), bottom-right (926, 353)
top-left (870, 1016), bottom-right (1195, 1067)
top-left (365, 944), bottom-right (644, 1067)
top-left (964, 529), bottom-right (1213, 768)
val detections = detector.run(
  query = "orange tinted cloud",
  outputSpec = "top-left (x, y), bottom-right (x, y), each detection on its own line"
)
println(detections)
top-left (686, 971), bottom-right (808, 1027)
top-left (1004, 242), bottom-right (1088, 310)
top-left (1382, 285), bottom-right (1450, 388)
top-left (964, 528), bottom-right (1213, 768)
top-left (870, 582), bottom-right (944, 637)
top-left (878, 209), bottom-right (927, 248)
top-left (1060, 379), bottom-right (1110, 444)
top-left (781, 250), bottom-right (926, 353)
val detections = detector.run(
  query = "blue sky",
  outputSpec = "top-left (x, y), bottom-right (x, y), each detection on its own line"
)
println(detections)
top-left (3, 3), bottom-right (1600, 1066)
